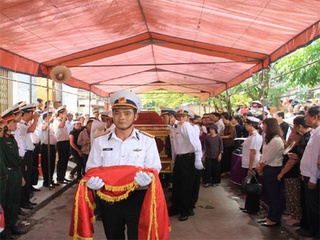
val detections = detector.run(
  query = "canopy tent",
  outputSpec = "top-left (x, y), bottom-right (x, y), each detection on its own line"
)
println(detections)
top-left (1, 0), bottom-right (319, 100)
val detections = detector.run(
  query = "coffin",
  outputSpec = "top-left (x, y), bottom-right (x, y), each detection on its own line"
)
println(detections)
top-left (135, 111), bottom-right (173, 173)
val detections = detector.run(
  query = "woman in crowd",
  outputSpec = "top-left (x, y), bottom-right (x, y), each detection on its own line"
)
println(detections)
top-left (277, 129), bottom-right (302, 226)
top-left (220, 112), bottom-right (236, 175)
top-left (239, 116), bottom-right (263, 214)
top-left (77, 118), bottom-right (93, 176)
top-left (203, 124), bottom-right (223, 187)
top-left (231, 115), bottom-right (244, 138)
top-left (256, 118), bottom-right (284, 227)
top-left (69, 120), bottom-right (84, 180)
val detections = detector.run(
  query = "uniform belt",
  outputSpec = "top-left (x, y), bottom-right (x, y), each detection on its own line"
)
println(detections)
top-left (176, 152), bottom-right (195, 157)
top-left (7, 166), bottom-right (20, 170)
top-left (42, 143), bottom-right (56, 146)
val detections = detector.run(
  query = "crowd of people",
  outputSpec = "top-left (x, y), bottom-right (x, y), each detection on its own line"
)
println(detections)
top-left (0, 96), bottom-right (319, 239)
top-left (194, 99), bottom-right (319, 239)
top-left (0, 98), bottom-right (116, 239)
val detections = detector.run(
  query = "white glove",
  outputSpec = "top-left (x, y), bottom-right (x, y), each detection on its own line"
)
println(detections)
top-left (86, 176), bottom-right (105, 190)
top-left (195, 160), bottom-right (204, 170)
top-left (134, 171), bottom-right (153, 187)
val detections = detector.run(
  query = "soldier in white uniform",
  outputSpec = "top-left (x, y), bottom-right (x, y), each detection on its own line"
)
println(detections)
top-left (18, 103), bottom-right (38, 209)
top-left (85, 90), bottom-right (162, 239)
top-left (169, 106), bottom-right (204, 221)
top-left (39, 111), bottom-right (58, 188)
top-left (53, 106), bottom-right (71, 184)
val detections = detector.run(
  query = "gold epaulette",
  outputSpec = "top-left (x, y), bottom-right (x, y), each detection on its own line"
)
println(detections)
top-left (97, 126), bottom-right (105, 131)
top-left (139, 130), bottom-right (155, 138)
top-left (94, 130), bottom-right (110, 138)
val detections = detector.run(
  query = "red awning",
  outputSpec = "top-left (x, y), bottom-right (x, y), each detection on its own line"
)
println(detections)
top-left (1, 0), bottom-right (319, 100)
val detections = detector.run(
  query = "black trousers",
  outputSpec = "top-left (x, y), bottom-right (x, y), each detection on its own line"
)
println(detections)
top-left (56, 140), bottom-right (70, 181)
top-left (171, 153), bottom-right (196, 216)
top-left (263, 165), bottom-right (282, 222)
top-left (299, 178), bottom-right (309, 230)
top-left (221, 146), bottom-right (234, 173)
top-left (70, 150), bottom-right (84, 179)
top-left (244, 168), bottom-right (260, 213)
top-left (204, 157), bottom-right (221, 184)
top-left (3, 169), bottom-right (22, 236)
top-left (21, 151), bottom-right (33, 205)
top-left (303, 176), bottom-right (319, 237)
top-left (31, 143), bottom-right (41, 185)
top-left (41, 144), bottom-right (56, 186)
top-left (100, 190), bottom-right (146, 240)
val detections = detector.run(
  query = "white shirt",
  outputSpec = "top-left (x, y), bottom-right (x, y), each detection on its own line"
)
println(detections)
top-left (261, 136), bottom-right (284, 167)
top-left (217, 119), bottom-right (225, 135)
top-left (171, 120), bottom-right (202, 162)
top-left (30, 129), bottom-right (40, 144)
top-left (12, 128), bottom-right (25, 157)
top-left (17, 120), bottom-right (35, 151)
top-left (86, 128), bottom-right (162, 173)
top-left (53, 117), bottom-right (69, 142)
top-left (66, 120), bottom-right (73, 134)
top-left (38, 123), bottom-right (57, 145)
top-left (241, 130), bottom-right (263, 168)
top-left (300, 126), bottom-right (320, 183)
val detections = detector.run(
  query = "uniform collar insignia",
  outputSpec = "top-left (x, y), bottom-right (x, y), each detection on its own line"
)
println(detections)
top-left (108, 133), bottom-right (113, 141)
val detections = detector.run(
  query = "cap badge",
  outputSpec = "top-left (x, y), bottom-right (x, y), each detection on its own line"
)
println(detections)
top-left (118, 97), bottom-right (126, 103)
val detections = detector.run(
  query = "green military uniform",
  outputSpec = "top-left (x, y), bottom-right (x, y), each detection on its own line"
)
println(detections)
top-left (0, 131), bottom-right (23, 236)
top-left (0, 141), bottom-right (8, 206)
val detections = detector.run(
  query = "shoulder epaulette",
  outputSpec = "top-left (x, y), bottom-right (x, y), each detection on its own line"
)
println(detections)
top-left (94, 130), bottom-right (110, 138)
top-left (97, 126), bottom-right (105, 131)
top-left (139, 130), bottom-right (155, 138)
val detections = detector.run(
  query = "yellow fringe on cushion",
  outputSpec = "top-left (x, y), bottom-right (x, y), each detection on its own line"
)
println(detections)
top-left (96, 181), bottom-right (139, 203)
top-left (70, 180), bottom-right (96, 240)
top-left (146, 176), bottom-right (159, 240)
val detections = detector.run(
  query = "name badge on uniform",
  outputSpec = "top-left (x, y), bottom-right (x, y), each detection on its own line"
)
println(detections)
top-left (133, 148), bottom-right (142, 152)
top-left (102, 148), bottom-right (113, 151)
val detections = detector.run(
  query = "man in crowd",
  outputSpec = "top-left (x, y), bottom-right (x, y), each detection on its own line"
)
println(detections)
top-left (299, 106), bottom-right (320, 239)
top-left (274, 111), bottom-right (290, 141)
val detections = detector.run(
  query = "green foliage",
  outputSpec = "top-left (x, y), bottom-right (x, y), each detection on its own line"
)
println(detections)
top-left (139, 39), bottom-right (320, 114)
top-left (140, 90), bottom-right (200, 111)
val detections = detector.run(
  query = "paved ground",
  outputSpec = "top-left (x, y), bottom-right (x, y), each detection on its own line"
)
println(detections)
top-left (13, 168), bottom-right (311, 240)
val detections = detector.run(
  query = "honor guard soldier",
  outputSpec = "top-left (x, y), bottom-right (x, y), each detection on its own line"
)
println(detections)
top-left (169, 106), bottom-right (204, 221)
top-left (18, 103), bottom-right (38, 209)
top-left (53, 106), bottom-right (71, 184)
top-left (85, 90), bottom-right (163, 239)
top-left (0, 106), bottom-right (28, 238)
top-left (38, 111), bottom-right (58, 188)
